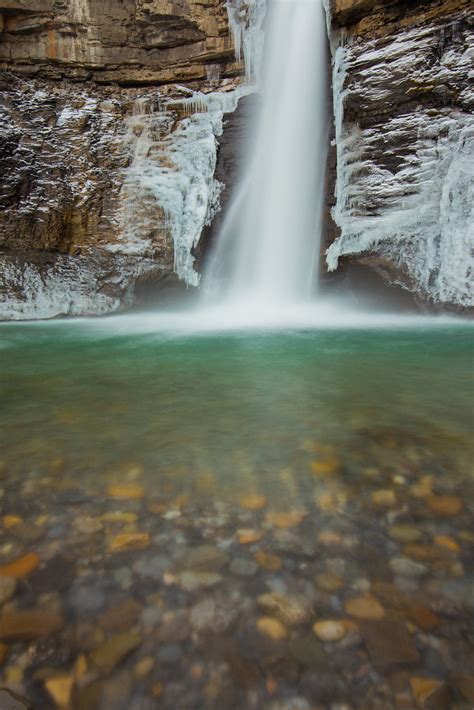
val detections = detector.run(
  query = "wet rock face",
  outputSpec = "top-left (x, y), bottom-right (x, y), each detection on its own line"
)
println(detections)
top-left (0, 77), bottom-right (180, 318)
top-left (0, 0), bottom-right (249, 319)
top-left (326, 0), bottom-right (473, 310)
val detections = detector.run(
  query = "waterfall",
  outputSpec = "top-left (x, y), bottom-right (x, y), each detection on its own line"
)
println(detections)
top-left (204, 0), bottom-right (328, 310)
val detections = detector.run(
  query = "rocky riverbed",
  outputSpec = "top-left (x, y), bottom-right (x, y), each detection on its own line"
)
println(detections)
top-left (0, 429), bottom-right (473, 709)
top-left (1, 324), bottom-right (473, 709)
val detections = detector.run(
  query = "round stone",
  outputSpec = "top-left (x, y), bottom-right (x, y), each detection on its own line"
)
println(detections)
top-left (256, 616), bottom-right (287, 641)
top-left (313, 620), bottom-right (346, 642)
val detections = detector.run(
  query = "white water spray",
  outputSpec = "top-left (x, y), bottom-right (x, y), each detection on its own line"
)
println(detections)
top-left (205, 0), bottom-right (328, 308)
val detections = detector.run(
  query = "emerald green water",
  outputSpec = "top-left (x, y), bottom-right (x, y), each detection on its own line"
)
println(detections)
top-left (1, 321), bottom-right (474, 708)
top-left (1, 323), bottom-right (473, 501)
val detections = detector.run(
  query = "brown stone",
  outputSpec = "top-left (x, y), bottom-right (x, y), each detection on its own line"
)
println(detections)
top-left (453, 674), bottom-right (474, 702)
top-left (257, 593), bottom-right (313, 626)
top-left (311, 456), bottom-right (341, 476)
top-left (265, 510), bottom-right (307, 529)
top-left (239, 494), bottom-right (267, 511)
top-left (0, 689), bottom-right (31, 710)
top-left (0, 609), bottom-right (64, 641)
top-left (315, 571), bottom-right (344, 592)
top-left (410, 677), bottom-right (450, 709)
top-left (361, 620), bottom-right (420, 670)
top-left (99, 599), bottom-right (142, 632)
top-left (254, 551), bottom-right (282, 571)
top-left (90, 632), bottom-right (142, 674)
top-left (237, 529), bottom-right (263, 545)
top-left (44, 674), bottom-right (74, 709)
top-left (256, 617), bottom-right (287, 641)
top-left (107, 533), bottom-right (150, 553)
top-left (344, 593), bottom-right (385, 620)
top-left (426, 496), bottom-right (462, 516)
top-left (405, 606), bottom-right (439, 631)
top-left (0, 552), bottom-right (40, 579)
top-left (107, 483), bottom-right (144, 500)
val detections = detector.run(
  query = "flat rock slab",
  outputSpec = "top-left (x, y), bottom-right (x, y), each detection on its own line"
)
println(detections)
top-left (0, 610), bottom-right (64, 642)
top-left (178, 545), bottom-right (229, 572)
top-left (0, 688), bottom-right (31, 709)
top-left (361, 619), bottom-right (420, 671)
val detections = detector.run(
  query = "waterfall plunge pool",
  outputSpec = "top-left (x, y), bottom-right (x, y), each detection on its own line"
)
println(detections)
top-left (0, 321), bottom-right (473, 708)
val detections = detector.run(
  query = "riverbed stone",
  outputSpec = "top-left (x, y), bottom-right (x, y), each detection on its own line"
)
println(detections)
top-left (0, 552), bottom-right (40, 579)
top-left (107, 483), bottom-right (145, 500)
top-left (0, 689), bottom-right (31, 710)
top-left (361, 620), bottom-right (420, 670)
top-left (433, 535), bottom-right (460, 553)
top-left (73, 516), bottom-right (104, 535)
top-left (265, 510), bottom-right (307, 529)
top-left (453, 674), bottom-right (474, 702)
top-left (388, 525), bottom-right (423, 544)
top-left (0, 575), bottom-right (16, 605)
top-left (256, 616), bottom-right (288, 641)
top-left (102, 511), bottom-right (138, 524)
top-left (289, 633), bottom-right (328, 668)
top-left (133, 656), bottom-right (154, 679)
top-left (178, 570), bottom-right (223, 591)
top-left (257, 592), bottom-right (313, 625)
top-left (10, 522), bottom-right (44, 542)
top-left (108, 532), bottom-right (150, 552)
top-left (0, 608), bottom-right (64, 641)
top-left (237, 529), bottom-right (263, 545)
top-left (44, 674), bottom-right (74, 708)
top-left (426, 496), bottom-right (462, 516)
top-left (371, 490), bottom-right (397, 507)
top-left (410, 677), bottom-right (449, 708)
top-left (344, 593), bottom-right (385, 620)
top-left (239, 494), bottom-right (267, 511)
top-left (254, 550), bottom-right (282, 571)
top-left (90, 632), bottom-right (142, 674)
top-left (313, 620), bottom-right (347, 642)
top-left (230, 557), bottom-right (258, 577)
top-left (315, 571), bottom-right (344, 592)
top-left (99, 599), bottom-right (142, 632)
top-left (311, 456), bottom-right (341, 476)
top-left (30, 555), bottom-right (76, 594)
top-left (178, 545), bottom-right (229, 571)
top-left (190, 598), bottom-right (237, 633)
top-left (389, 557), bottom-right (427, 577)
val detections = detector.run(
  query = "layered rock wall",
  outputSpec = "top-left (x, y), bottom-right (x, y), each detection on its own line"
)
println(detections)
top-left (326, 0), bottom-right (473, 309)
top-left (0, 0), bottom-right (260, 319)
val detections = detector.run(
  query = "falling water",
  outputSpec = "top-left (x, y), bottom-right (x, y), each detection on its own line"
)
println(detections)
top-left (204, 0), bottom-right (328, 309)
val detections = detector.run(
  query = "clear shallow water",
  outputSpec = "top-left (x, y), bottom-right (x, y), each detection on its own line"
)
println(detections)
top-left (0, 320), bottom-right (473, 708)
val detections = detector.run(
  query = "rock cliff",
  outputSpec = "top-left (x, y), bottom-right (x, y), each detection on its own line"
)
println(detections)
top-left (0, 0), bottom-right (472, 318)
top-left (325, 0), bottom-right (473, 309)
top-left (0, 0), bottom-right (263, 319)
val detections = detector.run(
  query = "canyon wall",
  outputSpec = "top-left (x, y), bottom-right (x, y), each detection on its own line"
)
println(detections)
top-left (0, 0), bottom-right (262, 318)
top-left (0, 0), bottom-right (472, 318)
top-left (326, 0), bottom-right (473, 309)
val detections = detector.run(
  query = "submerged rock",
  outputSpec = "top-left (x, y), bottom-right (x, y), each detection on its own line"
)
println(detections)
top-left (0, 609), bottom-right (64, 641)
top-left (313, 620), bottom-right (347, 642)
top-left (257, 593), bottom-right (313, 626)
top-left (90, 632), bottom-right (142, 674)
top-left (344, 594), bottom-right (385, 620)
top-left (361, 620), bottom-right (420, 670)
top-left (256, 617), bottom-right (288, 641)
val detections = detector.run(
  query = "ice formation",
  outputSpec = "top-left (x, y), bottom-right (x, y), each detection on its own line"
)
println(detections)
top-left (326, 21), bottom-right (474, 306)
top-left (119, 0), bottom-right (266, 288)
top-left (226, 0), bottom-right (266, 83)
